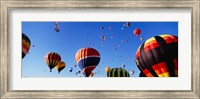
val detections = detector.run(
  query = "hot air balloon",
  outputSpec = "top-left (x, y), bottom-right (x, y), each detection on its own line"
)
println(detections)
top-left (125, 22), bottom-right (131, 27)
top-left (105, 66), bottom-right (110, 73)
top-left (109, 26), bottom-right (112, 30)
top-left (100, 26), bottom-right (104, 30)
top-left (75, 48), bottom-right (100, 77)
top-left (55, 61), bottom-right (66, 74)
top-left (139, 72), bottom-right (147, 77)
top-left (134, 28), bottom-right (141, 36)
top-left (68, 67), bottom-right (73, 72)
top-left (89, 72), bottom-right (94, 77)
top-left (135, 34), bottom-right (178, 77)
top-left (101, 36), bottom-right (105, 39)
top-left (140, 37), bottom-right (143, 41)
top-left (130, 70), bottom-right (134, 75)
top-left (122, 64), bottom-right (125, 68)
top-left (22, 33), bottom-right (31, 59)
top-left (55, 22), bottom-right (60, 32)
top-left (44, 52), bottom-right (61, 72)
top-left (107, 68), bottom-right (130, 77)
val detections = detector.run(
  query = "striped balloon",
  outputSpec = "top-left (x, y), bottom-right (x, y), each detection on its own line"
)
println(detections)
top-left (75, 48), bottom-right (100, 77)
top-left (22, 33), bottom-right (31, 59)
top-left (107, 68), bottom-right (130, 77)
top-left (55, 61), bottom-right (65, 74)
top-left (135, 34), bottom-right (178, 77)
top-left (139, 72), bottom-right (147, 77)
top-left (44, 52), bottom-right (61, 72)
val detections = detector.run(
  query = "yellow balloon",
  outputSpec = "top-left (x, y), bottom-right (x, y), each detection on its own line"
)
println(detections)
top-left (55, 61), bottom-right (66, 74)
top-left (105, 66), bottom-right (110, 73)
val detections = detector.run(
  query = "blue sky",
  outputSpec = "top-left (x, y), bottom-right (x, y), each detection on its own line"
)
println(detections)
top-left (22, 22), bottom-right (178, 77)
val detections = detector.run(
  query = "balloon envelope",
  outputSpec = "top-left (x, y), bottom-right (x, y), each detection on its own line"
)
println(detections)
top-left (130, 70), bottom-right (134, 75)
top-left (44, 52), bottom-right (61, 72)
top-left (22, 33), bottom-right (31, 59)
top-left (107, 68), bottom-right (130, 77)
top-left (105, 66), bottom-right (110, 73)
top-left (135, 34), bottom-right (178, 77)
top-left (55, 22), bottom-right (60, 32)
top-left (122, 64), bottom-right (125, 68)
top-left (55, 61), bottom-right (66, 74)
top-left (89, 72), bottom-right (94, 77)
top-left (134, 28), bottom-right (141, 36)
top-left (69, 67), bottom-right (73, 72)
top-left (125, 22), bottom-right (131, 27)
top-left (75, 48), bottom-right (100, 77)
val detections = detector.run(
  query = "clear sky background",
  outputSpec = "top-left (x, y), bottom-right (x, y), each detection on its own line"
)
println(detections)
top-left (22, 22), bottom-right (178, 77)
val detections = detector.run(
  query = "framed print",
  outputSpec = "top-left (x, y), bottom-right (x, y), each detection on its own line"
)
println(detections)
top-left (0, 0), bottom-right (199, 98)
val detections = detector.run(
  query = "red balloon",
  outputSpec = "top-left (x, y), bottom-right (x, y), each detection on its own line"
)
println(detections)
top-left (134, 28), bottom-right (141, 36)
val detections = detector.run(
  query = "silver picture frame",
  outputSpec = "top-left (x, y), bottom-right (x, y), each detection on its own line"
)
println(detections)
top-left (0, 0), bottom-right (199, 98)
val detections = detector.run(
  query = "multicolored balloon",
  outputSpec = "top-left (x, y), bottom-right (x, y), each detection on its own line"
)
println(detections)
top-left (105, 66), bottom-right (110, 73)
top-left (107, 68), bottom-right (130, 77)
top-left (134, 28), bottom-right (141, 36)
top-left (75, 48), bottom-right (100, 77)
top-left (55, 61), bottom-right (66, 74)
top-left (140, 37), bottom-right (143, 41)
top-left (135, 34), bottom-right (178, 77)
top-left (139, 72), bottom-right (146, 77)
top-left (44, 52), bottom-right (61, 72)
top-left (22, 33), bottom-right (31, 59)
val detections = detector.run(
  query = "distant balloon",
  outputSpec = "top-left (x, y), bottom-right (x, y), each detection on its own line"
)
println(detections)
top-left (130, 70), bottom-right (134, 75)
top-left (139, 72), bottom-right (146, 77)
top-left (55, 61), bottom-right (66, 74)
top-left (100, 26), bottom-right (104, 30)
top-left (122, 64), bottom-right (125, 68)
top-left (134, 28), bottom-right (141, 36)
top-left (125, 22), bottom-right (131, 27)
top-left (135, 34), bottom-right (178, 77)
top-left (44, 52), bottom-right (61, 72)
top-left (55, 22), bottom-right (60, 32)
top-left (109, 26), bottom-right (112, 30)
top-left (89, 72), bottom-right (94, 77)
top-left (107, 68), bottom-right (130, 77)
top-left (75, 48), bottom-right (100, 77)
top-left (140, 37), bottom-right (143, 41)
top-left (104, 37), bottom-right (107, 40)
top-left (101, 36), bottom-right (105, 39)
top-left (22, 33), bottom-right (31, 59)
top-left (105, 66), bottom-right (110, 73)
top-left (69, 67), bottom-right (73, 72)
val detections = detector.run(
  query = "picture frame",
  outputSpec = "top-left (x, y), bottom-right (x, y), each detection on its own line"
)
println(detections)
top-left (0, 0), bottom-right (199, 98)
